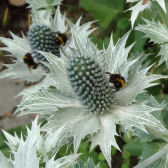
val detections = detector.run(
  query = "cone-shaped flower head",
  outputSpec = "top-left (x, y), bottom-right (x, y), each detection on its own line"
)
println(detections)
top-left (0, 117), bottom-right (79, 168)
top-left (67, 55), bottom-right (114, 114)
top-left (28, 24), bottom-right (60, 61)
top-left (17, 31), bottom-right (167, 167)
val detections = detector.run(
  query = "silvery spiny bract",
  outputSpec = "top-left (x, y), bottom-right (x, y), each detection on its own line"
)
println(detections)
top-left (135, 19), bottom-right (168, 69)
top-left (126, 0), bottom-right (166, 27)
top-left (74, 158), bottom-right (99, 168)
top-left (0, 117), bottom-right (79, 168)
top-left (18, 31), bottom-right (167, 167)
top-left (26, 0), bottom-right (62, 16)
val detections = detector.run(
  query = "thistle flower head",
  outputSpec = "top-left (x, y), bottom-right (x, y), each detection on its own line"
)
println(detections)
top-left (28, 24), bottom-right (60, 61)
top-left (17, 31), bottom-right (167, 167)
top-left (67, 55), bottom-right (114, 114)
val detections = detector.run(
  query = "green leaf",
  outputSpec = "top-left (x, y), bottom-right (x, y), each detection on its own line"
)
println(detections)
top-left (80, 0), bottom-right (124, 28)
top-left (117, 17), bottom-right (130, 30)
top-left (98, 152), bottom-right (105, 161)
top-left (158, 43), bottom-right (168, 67)
top-left (134, 129), bottom-right (157, 143)
top-left (124, 138), bottom-right (143, 157)
top-left (99, 161), bottom-right (108, 168)
top-left (132, 30), bottom-right (147, 52)
top-left (162, 108), bottom-right (168, 128)
top-left (121, 149), bottom-right (130, 168)
top-left (140, 141), bottom-right (166, 161)
top-left (152, 1), bottom-right (168, 28)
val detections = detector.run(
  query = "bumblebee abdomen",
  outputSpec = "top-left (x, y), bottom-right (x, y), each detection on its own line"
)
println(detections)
top-left (55, 32), bottom-right (68, 46)
top-left (107, 73), bottom-right (125, 90)
top-left (23, 53), bottom-right (39, 70)
top-left (116, 77), bottom-right (125, 88)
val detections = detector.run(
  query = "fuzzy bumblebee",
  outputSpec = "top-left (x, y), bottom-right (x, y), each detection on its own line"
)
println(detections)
top-left (106, 72), bottom-right (125, 91)
top-left (55, 31), bottom-right (68, 46)
top-left (23, 53), bottom-right (38, 69)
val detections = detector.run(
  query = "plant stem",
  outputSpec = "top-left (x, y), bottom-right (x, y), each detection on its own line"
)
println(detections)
top-left (134, 143), bottom-right (168, 168)
top-left (152, 1), bottom-right (168, 28)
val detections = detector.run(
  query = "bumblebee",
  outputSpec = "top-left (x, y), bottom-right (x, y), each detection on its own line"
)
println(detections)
top-left (55, 31), bottom-right (68, 46)
top-left (23, 53), bottom-right (38, 69)
top-left (106, 72), bottom-right (125, 91)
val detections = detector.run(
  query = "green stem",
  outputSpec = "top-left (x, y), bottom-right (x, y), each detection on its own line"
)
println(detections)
top-left (133, 143), bottom-right (168, 168)
top-left (152, 1), bottom-right (168, 28)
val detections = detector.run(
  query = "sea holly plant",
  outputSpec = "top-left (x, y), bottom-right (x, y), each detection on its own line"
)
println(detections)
top-left (1, 0), bottom-right (168, 167)
top-left (0, 117), bottom-right (80, 168)
top-left (16, 30), bottom-right (168, 167)
top-left (126, 0), bottom-right (167, 27)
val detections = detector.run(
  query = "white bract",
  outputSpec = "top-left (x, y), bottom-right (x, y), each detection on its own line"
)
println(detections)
top-left (126, 0), bottom-right (167, 27)
top-left (74, 158), bottom-right (99, 168)
top-left (0, 117), bottom-right (79, 168)
top-left (17, 30), bottom-right (167, 167)
top-left (26, 0), bottom-right (63, 17)
top-left (0, 32), bottom-right (44, 83)
top-left (136, 19), bottom-right (168, 68)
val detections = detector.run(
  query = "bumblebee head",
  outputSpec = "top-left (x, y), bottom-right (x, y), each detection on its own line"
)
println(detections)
top-left (55, 32), bottom-right (68, 46)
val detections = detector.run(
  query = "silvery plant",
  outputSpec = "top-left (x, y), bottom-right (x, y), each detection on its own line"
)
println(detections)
top-left (1, 0), bottom-right (168, 167)
top-left (0, 117), bottom-right (92, 168)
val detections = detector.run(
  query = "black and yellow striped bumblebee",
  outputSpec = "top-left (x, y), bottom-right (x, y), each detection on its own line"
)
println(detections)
top-left (55, 31), bottom-right (68, 46)
top-left (106, 72), bottom-right (125, 91)
top-left (23, 53), bottom-right (38, 70)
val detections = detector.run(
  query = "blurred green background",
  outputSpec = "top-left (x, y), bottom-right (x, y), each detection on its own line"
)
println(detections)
top-left (0, 0), bottom-right (168, 168)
